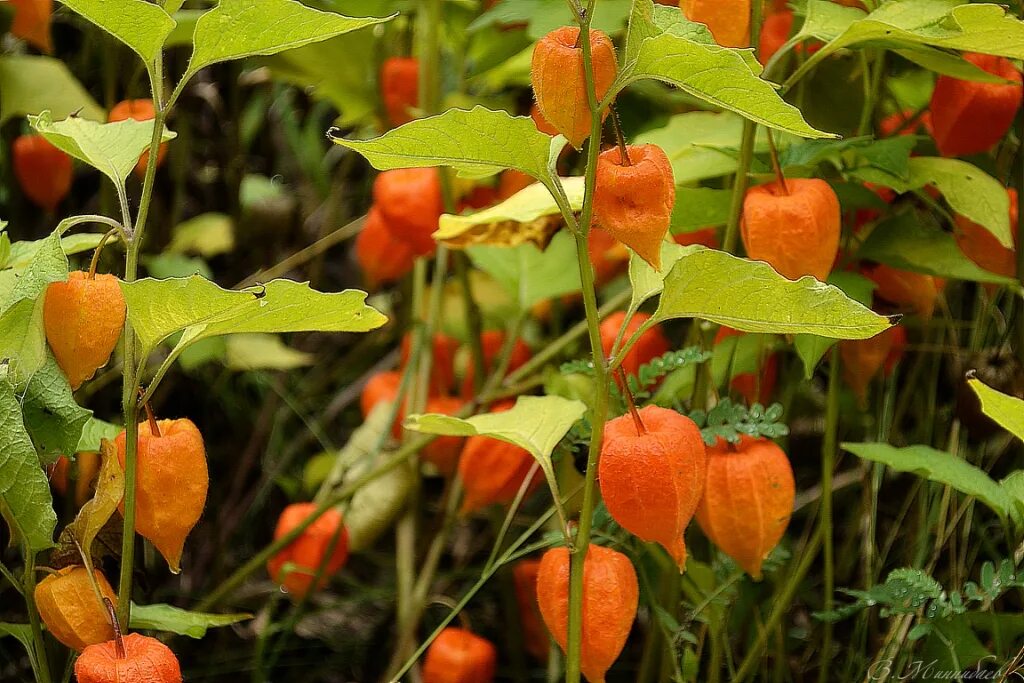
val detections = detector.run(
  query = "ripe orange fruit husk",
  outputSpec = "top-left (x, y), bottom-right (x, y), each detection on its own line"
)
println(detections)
top-left (401, 332), bottom-right (459, 395)
top-left (741, 178), bottom-right (841, 281)
top-left (360, 370), bottom-right (405, 426)
top-left (863, 264), bottom-right (941, 320)
top-left (930, 53), bottom-right (1022, 158)
top-left (599, 311), bottom-right (670, 378)
top-left (536, 544), bottom-right (638, 683)
top-left (498, 169), bottom-right (535, 199)
top-left (50, 451), bottom-right (101, 507)
top-left (13, 134), bottom-right (72, 211)
top-left (115, 418), bottom-right (208, 572)
top-left (267, 502), bottom-right (349, 598)
top-left (530, 103), bottom-right (560, 137)
top-left (840, 325), bottom-right (907, 403)
top-left (9, 0), bottom-right (52, 51)
top-left (75, 632), bottom-right (183, 683)
top-left (34, 566), bottom-right (116, 651)
top-left (460, 330), bottom-right (531, 398)
top-left (355, 207), bottom-right (417, 289)
top-left (459, 402), bottom-right (540, 513)
top-left (714, 326), bottom-right (779, 405)
top-left (512, 558), bottom-right (550, 662)
top-left (593, 144), bottom-right (675, 270)
top-left (108, 99), bottom-right (167, 176)
top-left (955, 188), bottom-right (1018, 278)
top-left (599, 405), bottom-right (707, 569)
top-left (381, 57), bottom-right (419, 127)
top-left (681, 0), bottom-right (751, 48)
top-left (373, 168), bottom-right (445, 256)
top-left (674, 227), bottom-right (718, 249)
top-left (422, 627), bottom-right (497, 683)
top-left (44, 271), bottom-right (127, 390)
top-left (530, 27), bottom-right (617, 149)
top-left (588, 228), bottom-right (630, 286)
top-left (695, 435), bottom-right (795, 579)
top-left (878, 108), bottom-right (933, 138)
top-left (758, 9), bottom-right (792, 64)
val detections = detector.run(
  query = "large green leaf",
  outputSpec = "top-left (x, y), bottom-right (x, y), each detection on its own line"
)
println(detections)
top-left (857, 212), bottom-right (1016, 286)
top-left (905, 158), bottom-right (1012, 249)
top-left (968, 379), bottom-right (1024, 443)
top-left (119, 276), bottom-right (387, 356)
top-left (842, 442), bottom-right (1010, 516)
top-left (436, 177), bottom-right (581, 247)
top-left (185, 0), bottom-right (392, 78)
top-left (0, 372), bottom-right (56, 552)
top-left (793, 271), bottom-right (877, 378)
top-left (0, 299), bottom-right (47, 389)
top-left (21, 354), bottom-right (92, 465)
top-left (3, 230), bottom-right (68, 309)
top-left (129, 603), bottom-right (251, 638)
top-left (330, 107), bottom-right (559, 183)
top-left (29, 113), bottom-right (176, 188)
top-left (467, 231), bottom-right (582, 311)
top-left (59, 0), bottom-right (175, 67)
top-left (75, 418), bottom-right (122, 453)
top-left (790, 1), bottom-right (1024, 89)
top-left (613, 32), bottom-right (833, 139)
top-left (405, 395), bottom-right (586, 505)
top-left (672, 188), bottom-right (732, 232)
top-left (0, 56), bottom-right (104, 124)
top-left (625, 0), bottom-right (718, 65)
top-left (650, 246), bottom-right (893, 338)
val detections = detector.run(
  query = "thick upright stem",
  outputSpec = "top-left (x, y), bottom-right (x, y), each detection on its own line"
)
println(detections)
top-left (23, 551), bottom-right (52, 683)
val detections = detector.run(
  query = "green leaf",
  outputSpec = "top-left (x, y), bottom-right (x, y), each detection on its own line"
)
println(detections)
top-left (129, 602), bottom-right (251, 638)
top-left (436, 177), bottom-right (581, 248)
top-left (1000, 471), bottom-right (1024, 529)
top-left (185, 0), bottom-right (393, 78)
top-left (857, 211), bottom-right (1016, 286)
top-left (224, 333), bottom-right (314, 371)
top-left (653, 247), bottom-right (893, 338)
top-left (167, 213), bottom-right (234, 257)
top-left (841, 442), bottom-right (1010, 516)
top-left (3, 230), bottom-right (68, 308)
top-left (0, 56), bottom-right (104, 124)
top-left (21, 354), bottom-right (92, 465)
top-left (0, 372), bottom-right (57, 551)
top-left (7, 232), bottom-right (103, 271)
top-left (0, 623), bottom-right (34, 654)
top-left (59, 0), bottom-right (175, 67)
top-left (614, 33), bottom-right (834, 139)
top-left (467, 231), bottom-right (582, 311)
top-left (920, 616), bottom-right (992, 672)
top-left (671, 188), bottom-right (732, 232)
top-left (329, 107), bottom-right (558, 183)
top-left (968, 378), bottom-right (1024, 443)
top-left (0, 299), bottom-right (47, 388)
top-left (29, 113), bottom-right (176, 188)
top-left (405, 395), bottom-right (586, 505)
top-left (625, 0), bottom-right (718, 65)
top-left (793, 271), bottom-right (877, 378)
top-left (75, 418), bottom-right (122, 453)
top-left (63, 441), bottom-right (123, 561)
top-left (119, 276), bottom-right (387, 356)
top-left (790, 2), bottom-right (1024, 91)
top-left (905, 157), bottom-right (1012, 249)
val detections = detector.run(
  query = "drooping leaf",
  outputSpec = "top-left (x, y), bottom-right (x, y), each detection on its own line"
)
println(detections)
top-left (119, 276), bottom-right (387, 356)
top-left (968, 378), bottom-right (1024, 443)
top-left (59, 0), bottom-right (176, 67)
top-left (613, 33), bottom-right (834, 139)
top-left (857, 211), bottom-right (1017, 286)
top-left (842, 442), bottom-right (1010, 516)
top-left (329, 107), bottom-right (559, 184)
top-left (652, 247), bottom-right (893, 338)
top-left (29, 113), bottom-right (177, 188)
top-left (0, 371), bottom-right (56, 552)
top-left (0, 56), bottom-right (104, 124)
top-left (435, 177), bottom-right (581, 248)
top-left (405, 395), bottom-right (586, 506)
top-left (185, 0), bottom-right (393, 79)
top-left (21, 354), bottom-right (92, 465)
top-left (64, 441), bottom-right (124, 561)
top-left (467, 231), bottom-right (582, 311)
top-left (129, 602), bottom-right (251, 639)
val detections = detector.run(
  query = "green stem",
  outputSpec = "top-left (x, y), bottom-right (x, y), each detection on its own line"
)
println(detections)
top-left (23, 550), bottom-right (52, 683)
top-left (818, 350), bottom-right (841, 683)
top-left (722, 122), bottom-right (757, 254)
